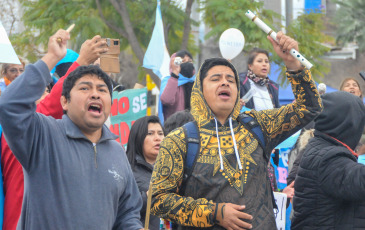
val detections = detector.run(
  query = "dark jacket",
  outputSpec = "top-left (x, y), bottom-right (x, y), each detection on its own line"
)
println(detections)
top-left (292, 91), bottom-right (365, 230)
top-left (133, 154), bottom-right (160, 230)
top-left (287, 127), bottom-right (314, 185)
top-left (239, 72), bottom-right (280, 109)
top-left (151, 59), bottom-right (322, 230)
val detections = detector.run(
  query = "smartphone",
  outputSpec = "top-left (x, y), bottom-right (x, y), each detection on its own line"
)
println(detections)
top-left (100, 38), bottom-right (121, 73)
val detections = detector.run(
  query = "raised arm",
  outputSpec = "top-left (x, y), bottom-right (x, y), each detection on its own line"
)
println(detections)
top-left (160, 56), bottom-right (181, 105)
top-left (0, 30), bottom-right (69, 169)
top-left (248, 32), bottom-right (322, 153)
top-left (36, 35), bottom-right (108, 119)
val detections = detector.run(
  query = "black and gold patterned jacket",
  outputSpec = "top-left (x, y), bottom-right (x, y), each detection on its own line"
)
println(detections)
top-left (151, 59), bottom-right (322, 230)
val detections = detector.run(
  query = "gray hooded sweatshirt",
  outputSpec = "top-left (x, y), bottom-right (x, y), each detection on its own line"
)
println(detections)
top-left (0, 60), bottom-right (143, 230)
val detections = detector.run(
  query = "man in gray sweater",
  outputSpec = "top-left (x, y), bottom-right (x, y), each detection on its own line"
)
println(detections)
top-left (0, 30), bottom-right (143, 229)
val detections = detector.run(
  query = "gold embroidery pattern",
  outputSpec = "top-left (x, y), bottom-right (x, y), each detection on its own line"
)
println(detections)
top-left (151, 63), bottom-right (322, 228)
top-left (151, 128), bottom-right (215, 226)
top-left (251, 68), bottom-right (322, 139)
top-left (198, 126), bottom-right (257, 195)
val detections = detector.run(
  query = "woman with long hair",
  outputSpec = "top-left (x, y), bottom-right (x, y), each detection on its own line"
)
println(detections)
top-left (126, 116), bottom-right (165, 230)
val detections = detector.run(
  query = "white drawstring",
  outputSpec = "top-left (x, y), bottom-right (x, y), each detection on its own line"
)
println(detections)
top-left (214, 118), bottom-right (224, 170)
top-left (229, 117), bottom-right (243, 170)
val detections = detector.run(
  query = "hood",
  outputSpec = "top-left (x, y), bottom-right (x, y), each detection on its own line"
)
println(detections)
top-left (190, 58), bottom-right (241, 127)
top-left (298, 129), bottom-right (314, 152)
top-left (314, 91), bottom-right (365, 149)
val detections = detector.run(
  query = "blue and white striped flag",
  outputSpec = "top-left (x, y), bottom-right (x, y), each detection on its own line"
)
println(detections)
top-left (0, 20), bottom-right (21, 64)
top-left (143, 0), bottom-right (170, 80)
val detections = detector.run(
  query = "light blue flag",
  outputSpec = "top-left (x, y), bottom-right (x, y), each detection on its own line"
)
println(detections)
top-left (0, 20), bottom-right (21, 64)
top-left (275, 130), bottom-right (301, 149)
top-left (142, 0), bottom-right (170, 80)
top-left (143, 0), bottom-right (170, 124)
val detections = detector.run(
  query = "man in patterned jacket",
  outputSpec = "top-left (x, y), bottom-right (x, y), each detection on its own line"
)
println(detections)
top-left (150, 32), bottom-right (322, 230)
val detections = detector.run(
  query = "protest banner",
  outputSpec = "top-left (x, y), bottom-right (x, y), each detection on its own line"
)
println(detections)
top-left (109, 87), bottom-right (148, 147)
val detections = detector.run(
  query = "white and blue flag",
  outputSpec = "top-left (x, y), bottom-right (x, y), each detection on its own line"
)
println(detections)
top-left (143, 0), bottom-right (170, 80)
top-left (0, 20), bottom-right (21, 65)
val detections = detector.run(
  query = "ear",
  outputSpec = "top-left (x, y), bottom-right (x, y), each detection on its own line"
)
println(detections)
top-left (60, 95), bottom-right (69, 112)
top-left (248, 64), bottom-right (252, 71)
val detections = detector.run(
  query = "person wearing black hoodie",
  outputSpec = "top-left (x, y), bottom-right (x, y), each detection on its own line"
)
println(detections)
top-left (291, 91), bottom-right (365, 229)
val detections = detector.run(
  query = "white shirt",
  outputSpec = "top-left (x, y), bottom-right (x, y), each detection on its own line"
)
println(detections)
top-left (249, 79), bottom-right (274, 111)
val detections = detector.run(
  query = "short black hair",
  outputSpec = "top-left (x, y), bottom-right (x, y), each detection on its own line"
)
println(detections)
top-left (62, 65), bottom-right (113, 102)
top-left (247, 48), bottom-right (270, 69)
top-left (176, 50), bottom-right (193, 60)
top-left (199, 58), bottom-right (238, 90)
top-left (164, 109), bottom-right (194, 134)
top-left (126, 116), bottom-right (165, 169)
top-left (55, 62), bottom-right (73, 78)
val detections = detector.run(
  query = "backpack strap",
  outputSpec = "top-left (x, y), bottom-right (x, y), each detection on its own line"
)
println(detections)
top-left (237, 114), bottom-right (278, 210)
top-left (179, 121), bottom-right (200, 195)
top-left (238, 114), bottom-right (266, 150)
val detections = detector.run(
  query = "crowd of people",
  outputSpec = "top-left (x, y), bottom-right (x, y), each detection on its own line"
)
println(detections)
top-left (0, 27), bottom-right (364, 230)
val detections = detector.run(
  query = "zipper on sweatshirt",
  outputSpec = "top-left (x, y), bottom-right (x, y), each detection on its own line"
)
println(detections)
top-left (93, 144), bottom-right (98, 168)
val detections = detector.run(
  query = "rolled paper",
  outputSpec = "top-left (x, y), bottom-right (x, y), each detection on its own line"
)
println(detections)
top-left (245, 10), bottom-right (313, 69)
top-left (57, 24), bottom-right (75, 43)
top-left (66, 24), bottom-right (75, 33)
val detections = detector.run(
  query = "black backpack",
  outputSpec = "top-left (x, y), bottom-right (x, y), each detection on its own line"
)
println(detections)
top-left (180, 114), bottom-right (278, 209)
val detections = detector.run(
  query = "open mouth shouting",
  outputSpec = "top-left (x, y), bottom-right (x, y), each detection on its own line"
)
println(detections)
top-left (218, 89), bottom-right (231, 100)
top-left (88, 102), bottom-right (103, 116)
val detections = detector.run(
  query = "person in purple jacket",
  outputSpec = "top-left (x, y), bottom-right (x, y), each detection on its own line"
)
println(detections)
top-left (160, 50), bottom-right (195, 122)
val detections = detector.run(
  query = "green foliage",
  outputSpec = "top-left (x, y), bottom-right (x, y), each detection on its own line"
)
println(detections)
top-left (200, 0), bottom-right (281, 52)
top-left (331, 0), bottom-right (365, 52)
top-left (277, 12), bottom-right (333, 85)
top-left (11, 0), bottom-right (333, 85)
top-left (11, 0), bottom-right (197, 64)
top-left (200, 0), bottom-right (332, 84)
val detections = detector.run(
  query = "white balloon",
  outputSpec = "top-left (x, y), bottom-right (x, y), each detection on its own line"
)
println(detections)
top-left (219, 28), bottom-right (245, 60)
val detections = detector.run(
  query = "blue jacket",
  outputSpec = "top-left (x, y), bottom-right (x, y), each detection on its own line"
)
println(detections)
top-left (0, 60), bottom-right (143, 230)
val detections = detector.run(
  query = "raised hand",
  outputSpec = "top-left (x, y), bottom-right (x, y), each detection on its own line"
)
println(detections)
top-left (41, 29), bottom-right (70, 71)
top-left (267, 31), bottom-right (302, 71)
top-left (170, 56), bottom-right (181, 76)
top-left (76, 35), bottom-right (108, 66)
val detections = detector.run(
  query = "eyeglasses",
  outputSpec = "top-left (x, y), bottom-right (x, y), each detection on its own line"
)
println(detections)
top-left (8, 68), bottom-right (24, 74)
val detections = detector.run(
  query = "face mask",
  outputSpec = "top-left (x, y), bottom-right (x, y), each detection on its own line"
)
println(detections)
top-left (180, 62), bottom-right (195, 78)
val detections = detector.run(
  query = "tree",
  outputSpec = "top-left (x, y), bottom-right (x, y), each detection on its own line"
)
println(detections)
top-left (11, 0), bottom-right (332, 86)
top-left (11, 0), bottom-right (197, 87)
top-left (0, 0), bottom-right (21, 36)
top-left (331, 0), bottom-right (365, 52)
top-left (200, 0), bottom-right (332, 83)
